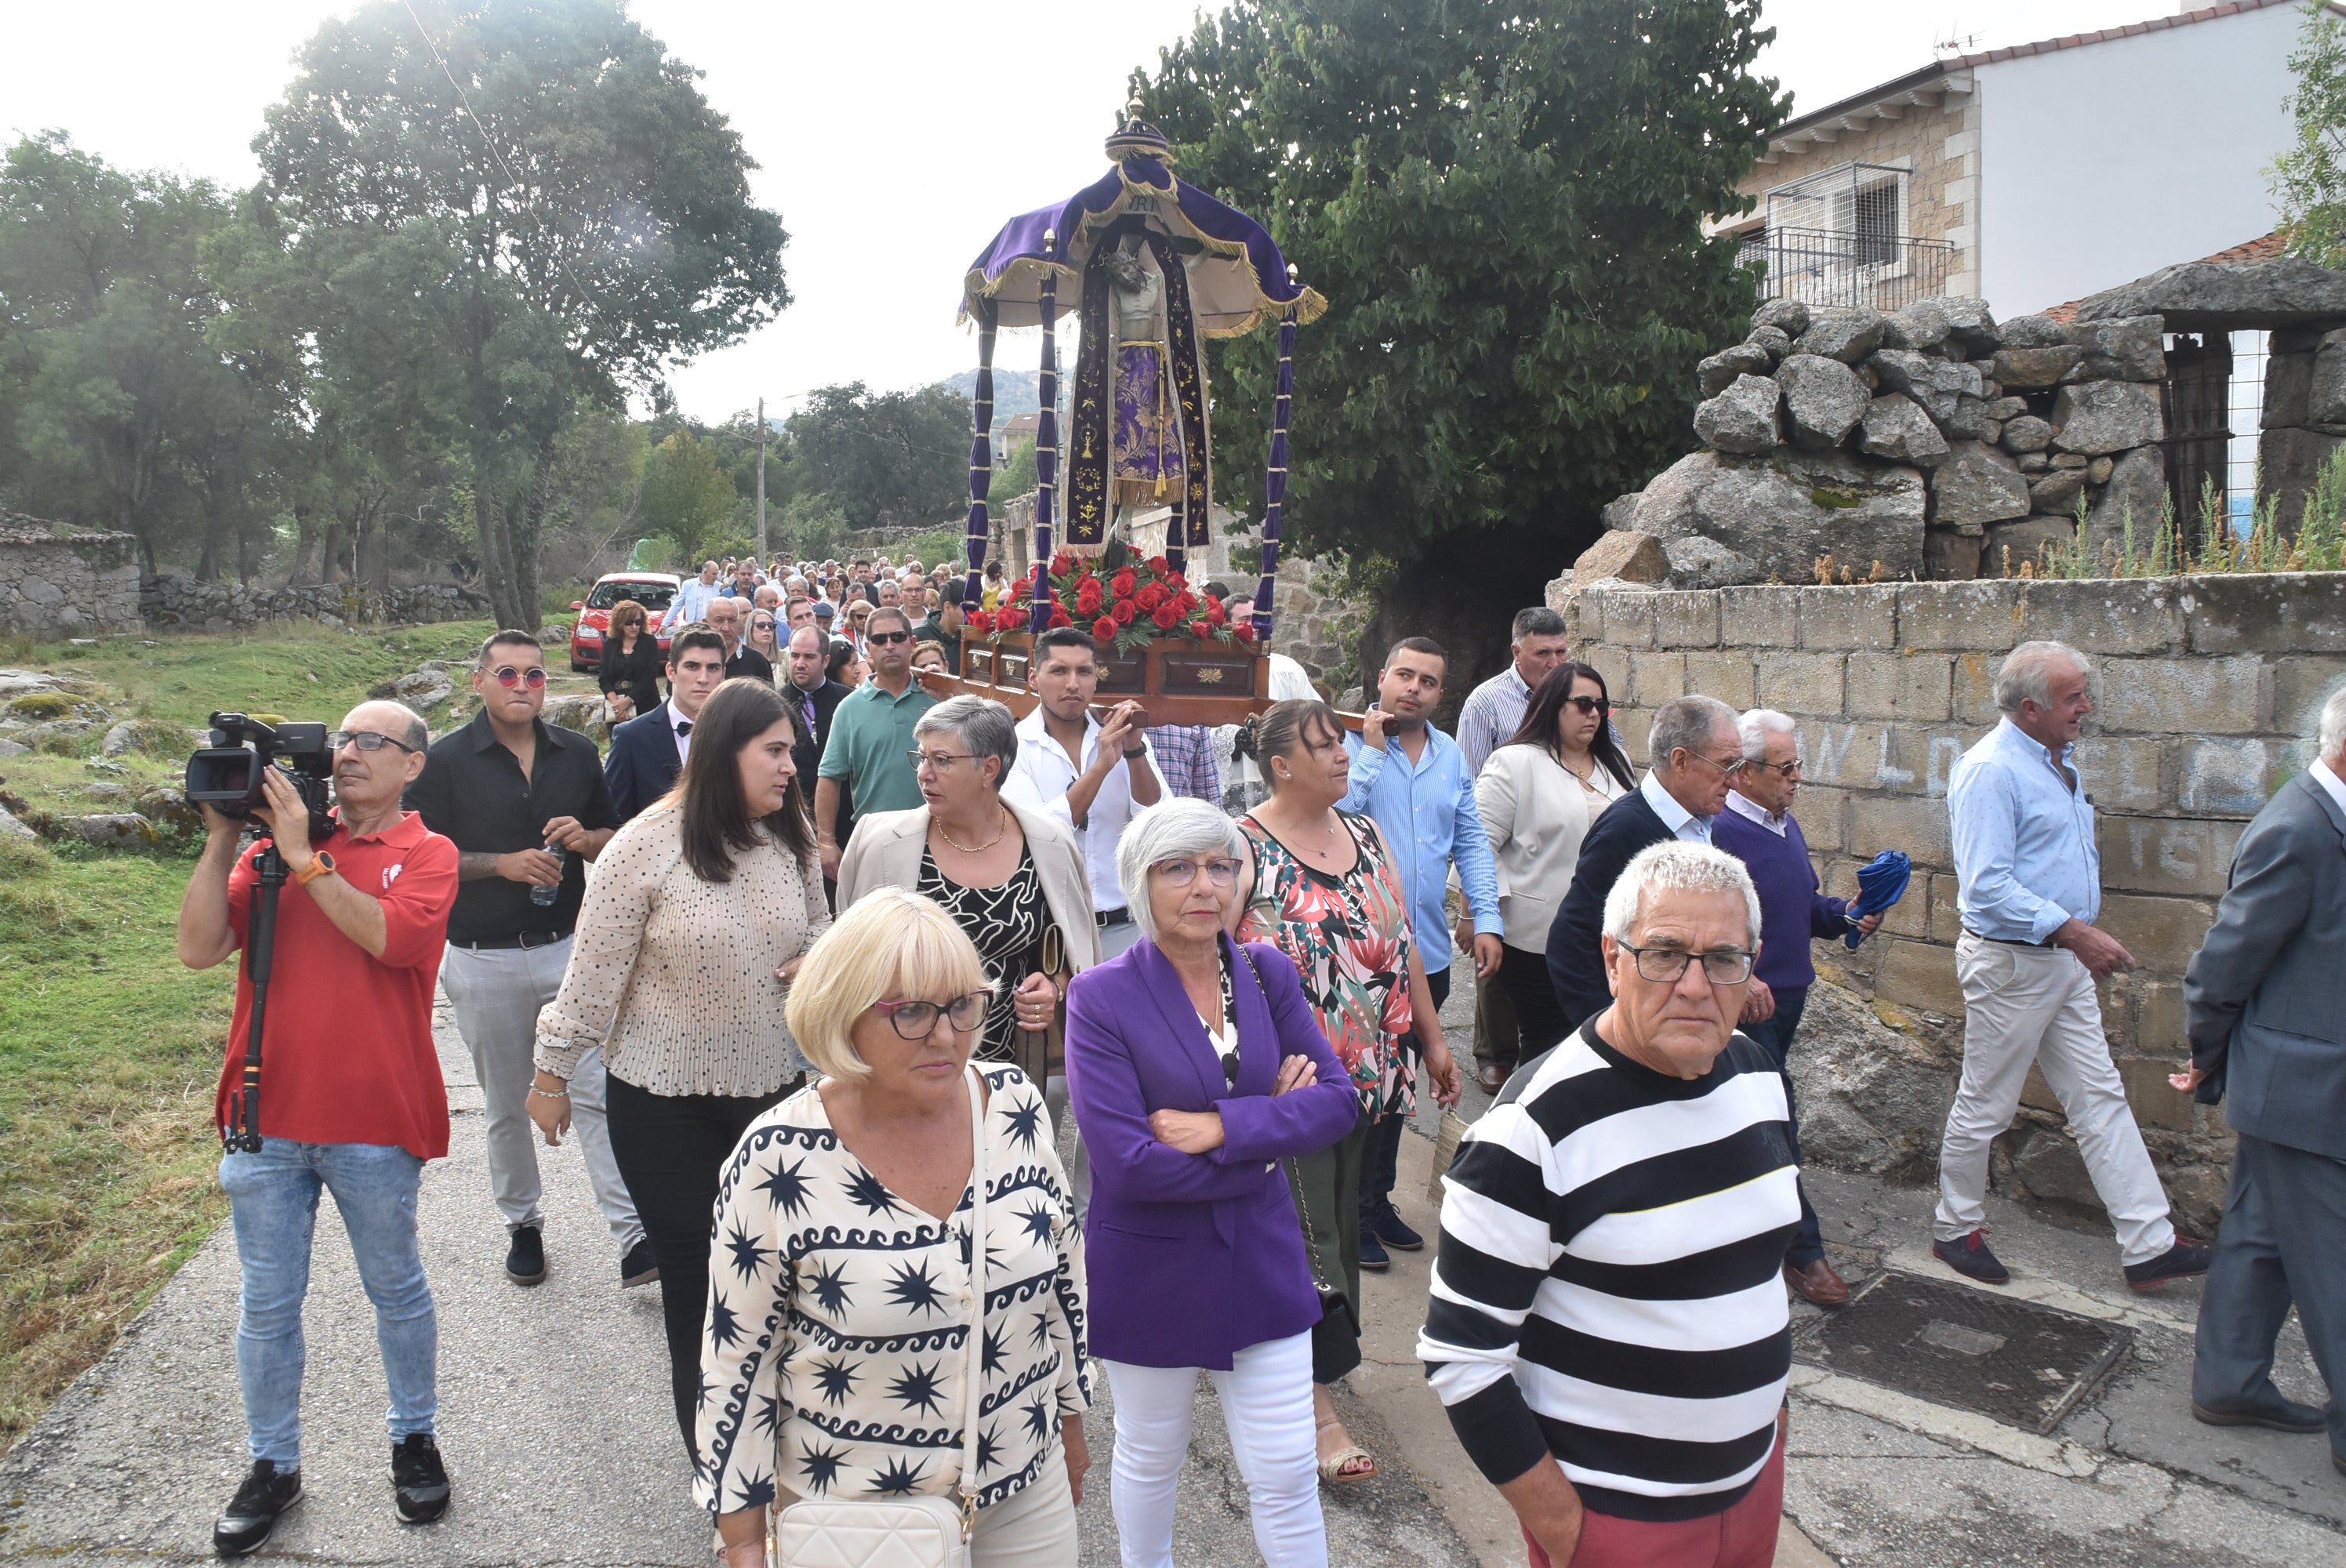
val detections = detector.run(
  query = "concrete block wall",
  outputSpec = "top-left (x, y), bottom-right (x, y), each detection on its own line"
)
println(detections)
top-left (1570, 572), bottom-right (2346, 1221)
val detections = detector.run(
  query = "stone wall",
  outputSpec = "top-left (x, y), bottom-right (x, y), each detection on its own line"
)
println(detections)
top-left (0, 517), bottom-right (143, 636)
top-left (1565, 572), bottom-right (2346, 1227)
top-left (140, 569), bottom-right (489, 631)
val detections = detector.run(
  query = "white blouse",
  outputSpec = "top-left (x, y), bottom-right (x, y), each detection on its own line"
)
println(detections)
top-left (1473, 744), bottom-right (1630, 949)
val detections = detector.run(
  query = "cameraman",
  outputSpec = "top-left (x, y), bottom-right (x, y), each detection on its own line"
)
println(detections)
top-left (403, 630), bottom-right (642, 1292)
top-left (176, 699), bottom-right (459, 1555)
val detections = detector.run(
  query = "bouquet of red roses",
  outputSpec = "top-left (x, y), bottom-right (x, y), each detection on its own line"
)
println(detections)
top-left (962, 553), bottom-right (1257, 655)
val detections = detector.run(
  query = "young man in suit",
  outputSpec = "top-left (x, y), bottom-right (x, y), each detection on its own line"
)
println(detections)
top-left (604, 626), bottom-right (727, 822)
top-left (1545, 694), bottom-right (1744, 1037)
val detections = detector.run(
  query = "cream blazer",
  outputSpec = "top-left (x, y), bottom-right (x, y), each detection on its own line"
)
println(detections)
top-left (1474, 745), bottom-right (1629, 949)
top-left (835, 795), bottom-right (1105, 975)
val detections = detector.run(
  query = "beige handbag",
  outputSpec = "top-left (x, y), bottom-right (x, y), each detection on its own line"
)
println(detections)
top-left (770, 1065), bottom-right (989, 1568)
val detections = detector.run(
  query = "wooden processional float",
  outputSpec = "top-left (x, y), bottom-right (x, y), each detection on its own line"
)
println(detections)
top-left (926, 100), bottom-right (1327, 727)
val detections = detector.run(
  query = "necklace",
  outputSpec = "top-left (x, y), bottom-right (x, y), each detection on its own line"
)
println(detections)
top-left (936, 805), bottom-right (1010, 855)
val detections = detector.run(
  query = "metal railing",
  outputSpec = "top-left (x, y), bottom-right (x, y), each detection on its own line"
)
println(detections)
top-left (1738, 227), bottom-right (1957, 312)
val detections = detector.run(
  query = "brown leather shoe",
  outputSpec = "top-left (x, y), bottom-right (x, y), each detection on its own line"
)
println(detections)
top-left (1476, 1062), bottom-right (1507, 1094)
top-left (1784, 1258), bottom-right (1850, 1307)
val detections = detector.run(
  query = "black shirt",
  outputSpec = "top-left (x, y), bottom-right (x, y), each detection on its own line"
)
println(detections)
top-left (597, 634), bottom-right (665, 716)
top-left (725, 644), bottom-right (775, 685)
top-left (403, 711), bottom-right (619, 944)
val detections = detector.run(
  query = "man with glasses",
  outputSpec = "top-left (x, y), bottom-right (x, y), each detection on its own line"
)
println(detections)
top-left (1713, 709), bottom-right (1881, 1308)
top-left (703, 597), bottom-right (772, 685)
top-left (179, 699), bottom-right (460, 1552)
top-left (815, 607), bottom-right (935, 882)
top-left (605, 626), bottom-right (728, 822)
top-left (405, 632), bottom-right (647, 1293)
top-left (1546, 694), bottom-right (1744, 1036)
top-left (1425, 841), bottom-right (1799, 1568)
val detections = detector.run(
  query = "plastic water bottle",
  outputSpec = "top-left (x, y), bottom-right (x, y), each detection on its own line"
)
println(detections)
top-left (531, 848), bottom-right (567, 906)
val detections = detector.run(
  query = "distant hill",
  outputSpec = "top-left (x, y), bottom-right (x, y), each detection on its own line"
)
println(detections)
top-left (942, 368), bottom-right (1067, 424)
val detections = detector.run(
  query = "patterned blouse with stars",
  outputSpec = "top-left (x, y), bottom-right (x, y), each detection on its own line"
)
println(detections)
top-left (693, 1063), bottom-right (1090, 1519)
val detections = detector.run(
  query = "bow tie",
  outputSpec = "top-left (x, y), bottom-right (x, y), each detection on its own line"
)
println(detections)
top-left (676, 720), bottom-right (692, 736)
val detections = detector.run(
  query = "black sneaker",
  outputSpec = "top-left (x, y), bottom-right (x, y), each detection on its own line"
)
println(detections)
top-left (1932, 1228), bottom-right (2010, 1284)
top-left (505, 1224), bottom-right (545, 1286)
top-left (1369, 1205), bottom-right (1425, 1252)
top-left (391, 1433), bottom-right (450, 1523)
top-left (620, 1240), bottom-right (659, 1289)
top-left (2124, 1237), bottom-right (2212, 1291)
top-left (1357, 1225), bottom-right (1390, 1272)
top-left (213, 1458), bottom-right (301, 1556)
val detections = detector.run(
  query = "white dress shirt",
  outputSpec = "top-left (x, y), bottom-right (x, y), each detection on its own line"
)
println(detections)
top-left (1000, 706), bottom-right (1168, 916)
top-left (667, 700), bottom-right (695, 767)
top-left (1640, 769), bottom-right (1713, 844)
top-left (2314, 757), bottom-right (2346, 818)
top-left (1724, 789), bottom-right (1788, 837)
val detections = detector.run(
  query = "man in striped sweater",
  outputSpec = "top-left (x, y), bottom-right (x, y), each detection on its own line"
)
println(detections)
top-left (1420, 841), bottom-right (1799, 1568)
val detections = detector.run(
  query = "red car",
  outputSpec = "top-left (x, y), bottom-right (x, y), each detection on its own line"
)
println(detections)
top-left (569, 573), bottom-right (681, 673)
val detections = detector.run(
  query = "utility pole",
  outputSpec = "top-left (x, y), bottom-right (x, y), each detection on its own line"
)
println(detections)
top-left (755, 396), bottom-right (769, 564)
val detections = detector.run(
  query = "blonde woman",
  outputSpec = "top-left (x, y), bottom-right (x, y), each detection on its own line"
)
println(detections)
top-left (696, 889), bottom-right (1089, 1568)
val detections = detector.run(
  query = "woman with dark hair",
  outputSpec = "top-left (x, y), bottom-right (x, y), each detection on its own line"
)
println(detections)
top-left (1477, 662), bottom-right (1634, 1060)
top-left (597, 598), bottom-right (664, 721)
top-left (825, 634), bottom-right (865, 690)
top-left (531, 677), bottom-right (827, 1453)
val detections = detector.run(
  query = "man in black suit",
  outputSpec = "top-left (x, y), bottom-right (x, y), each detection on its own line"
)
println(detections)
top-left (1545, 694), bottom-right (1746, 1039)
top-left (604, 626), bottom-right (728, 822)
top-left (782, 625), bottom-right (852, 783)
top-left (703, 597), bottom-right (773, 685)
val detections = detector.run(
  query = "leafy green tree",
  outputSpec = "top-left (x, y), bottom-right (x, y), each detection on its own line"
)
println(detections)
top-left (1135, 0), bottom-right (1785, 676)
top-left (638, 430), bottom-right (735, 566)
top-left (786, 381), bottom-right (972, 532)
top-left (2274, 1), bottom-right (2346, 267)
top-left (994, 436), bottom-right (1038, 499)
top-left (248, 0), bottom-right (789, 628)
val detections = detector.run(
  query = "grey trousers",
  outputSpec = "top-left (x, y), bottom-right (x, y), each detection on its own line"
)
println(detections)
top-left (2193, 1132), bottom-right (2346, 1453)
top-left (440, 939), bottom-right (642, 1255)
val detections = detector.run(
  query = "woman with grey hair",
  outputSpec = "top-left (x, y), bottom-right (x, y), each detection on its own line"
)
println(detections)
top-left (837, 693), bottom-right (1099, 1073)
top-left (1066, 799), bottom-right (1358, 1568)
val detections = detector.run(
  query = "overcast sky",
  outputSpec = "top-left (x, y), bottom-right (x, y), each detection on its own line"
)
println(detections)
top-left (3, 0), bottom-right (2198, 423)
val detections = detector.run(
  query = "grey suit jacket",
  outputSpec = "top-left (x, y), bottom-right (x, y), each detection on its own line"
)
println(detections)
top-left (2184, 767), bottom-right (2346, 1159)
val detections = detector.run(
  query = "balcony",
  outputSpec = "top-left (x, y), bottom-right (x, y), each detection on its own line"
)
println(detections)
top-left (1738, 227), bottom-right (1956, 313)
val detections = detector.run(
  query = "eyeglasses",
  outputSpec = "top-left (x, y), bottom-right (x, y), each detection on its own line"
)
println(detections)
top-left (906, 749), bottom-right (978, 772)
top-left (867, 630), bottom-right (912, 645)
top-left (490, 665), bottom-right (549, 689)
top-left (1682, 750), bottom-right (1750, 776)
top-left (1745, 757), bottom-right (1802, 779)
top-left (1564, 694), bottom-right (1608, 715)
top-left (1154, 857), bottom-right (1243, 887)
top-left (871, 989), bottom-right (993, 1040)
top-left (327, 730), bottom-right (419, 754)
top-left (1615, 942), bottom-right (1756, 986)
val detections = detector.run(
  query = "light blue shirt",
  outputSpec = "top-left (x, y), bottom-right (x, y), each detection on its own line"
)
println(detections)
top-left (1949, 718), bottom-right (2100, 943)
top-left (666, 577), bottom-right (721, 630)
top-left (1341, 720), bottom-right (1502, 975)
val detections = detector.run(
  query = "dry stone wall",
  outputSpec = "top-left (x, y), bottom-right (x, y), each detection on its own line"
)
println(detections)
top-left (1567, 572), bottom-right (2346, 1229)
top-left (0, 518), bottom-right (143, 636)
top-left (140, 569), bottom-right (488, 631)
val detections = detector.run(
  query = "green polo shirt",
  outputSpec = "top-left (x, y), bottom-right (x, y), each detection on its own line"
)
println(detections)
top-left (815, 677), bottom-right (935, 815)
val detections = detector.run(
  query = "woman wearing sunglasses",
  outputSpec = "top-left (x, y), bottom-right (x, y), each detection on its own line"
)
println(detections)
top-left (743, 606), bottom-right (783, 672)
top-left (597, 598), bottom-right (664, 722)
top-left (695, 889), bottom-right (1091, 1567)
top-left (1064, 798), bottom-right (1356, 1568)
top-left (1476, 662), bottom-right (1636, 1063)
top-left (530, 678), bottom-right (826, 1457)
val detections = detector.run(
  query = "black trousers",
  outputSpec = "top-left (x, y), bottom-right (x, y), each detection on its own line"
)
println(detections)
top-left (1499, 943), bottom-right (1573, 1065)
top-left (606, 1073), bottom-right (797, 1451)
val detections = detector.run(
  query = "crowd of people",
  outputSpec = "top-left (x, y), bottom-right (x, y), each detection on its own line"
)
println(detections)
top-left (172, 561), bottom-right (2346, 1567)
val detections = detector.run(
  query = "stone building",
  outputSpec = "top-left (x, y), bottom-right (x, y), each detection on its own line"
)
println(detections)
top-left (0, 514), bottom-right (143, 636)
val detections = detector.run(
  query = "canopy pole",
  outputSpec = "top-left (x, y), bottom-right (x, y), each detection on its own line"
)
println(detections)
top-left (964, 298), bottom-right (997, 613)
top-left (1030, 233), bottom-right (1061, 634)
top-left (1166, 499), bottom-right (1186, 579)
top-left (1252, 285), bottom-right (1299, 641)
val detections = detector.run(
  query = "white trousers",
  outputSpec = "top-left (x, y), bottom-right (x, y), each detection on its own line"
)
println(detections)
top-left (1102, 1331), bottom-right (1325, 1568)
top-left (1934, 935), bottom-right (2176, 1265)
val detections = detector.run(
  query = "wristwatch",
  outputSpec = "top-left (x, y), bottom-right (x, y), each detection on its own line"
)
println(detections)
top-left (292, 851), bottom-right (336, 886)
top-left (1123, 746), bottom-right (1148, 759)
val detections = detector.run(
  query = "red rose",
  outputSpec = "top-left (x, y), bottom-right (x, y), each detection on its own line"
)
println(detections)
top-left (1174, 590), bottom-right (1198, 618)
top-left (1051, 551), bottom-right (1076, 575)
top-left (1189, 619), bottom-right (1211, 640)
top-left (1233, 622), bottom-right (1257, 644)
top-left (1110, 569), bottom-right (1137, 600)
top-left (1048, 608), bottom-right (1073, 629)
top-left (1146, 555), bottom-right (1171, 575)
top-left (1076, 579), bottom-right (1105, 615)
top-left (1110, 600), bottom-right (1137, 625)
top-left (1135, 583), bottom-right (1166, 612)
top-left (1206, 597), bottom-right (1227, 625)
top-left (1164, 571), bottom-right (1187, 593)
top-left (1091, 615), bottom-right (1119, 641)
top-left (961, 608), bottom-right (987, 633)
top-left (1151, 601), bottom-right (1182, 630)
top-left (1010, 579), bottom-right (1030, 601)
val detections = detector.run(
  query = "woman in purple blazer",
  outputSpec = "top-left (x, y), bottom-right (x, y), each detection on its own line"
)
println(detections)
top-left (1066, 798), bottom-right (1358, 1568)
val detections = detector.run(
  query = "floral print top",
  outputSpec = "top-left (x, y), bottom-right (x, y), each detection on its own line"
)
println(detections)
top-left (1237, 810), bottom-right (1417, 1120)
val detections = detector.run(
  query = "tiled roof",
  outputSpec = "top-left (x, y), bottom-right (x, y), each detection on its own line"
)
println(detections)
top-left (2040, 231), bottom-right (2285, 321)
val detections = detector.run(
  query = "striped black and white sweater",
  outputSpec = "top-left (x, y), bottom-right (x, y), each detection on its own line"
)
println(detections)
top-left (1418, 1018), bottom-right (1800, 1522)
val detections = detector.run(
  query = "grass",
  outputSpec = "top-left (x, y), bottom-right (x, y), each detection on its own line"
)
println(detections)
top-left (0, 836), bottom-right (234, 1449)
top-left (2009, 452), bottom-right (2346, 581)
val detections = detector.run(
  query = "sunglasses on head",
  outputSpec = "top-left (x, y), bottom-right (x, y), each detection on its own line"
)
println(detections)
top-left (491, 666), bottom-right (548, 688)
top-left (866, 630), bottom-right (912, 645)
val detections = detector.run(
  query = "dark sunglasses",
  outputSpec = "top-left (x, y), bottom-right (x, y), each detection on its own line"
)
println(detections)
top-left (490, 665), bottom-right (549, 689)
top-left (866, 630), bottom-right (913, 646)
top-left (1563, 694), bottom-right (1608, 715)
top-left (327, 730), bottom-right (419, 754)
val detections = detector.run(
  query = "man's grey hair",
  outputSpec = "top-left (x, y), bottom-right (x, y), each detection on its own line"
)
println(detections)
top-left (1512, 606), bottom-right (1567, 643)
top-left (1648, 695), bottom-right (1738, 775)
top-left (349, 700), bottom-right (430, 753)
top-left (1994, 640), bottom-right (2092, 713)
top-left (1736, 707), bottom-right (1798, 761)
top-left (1600, 840), bottom-right (1762, 950)
top-left (1116, 799), bottom-right (1246, 946)
top-left (2320, 684), bottom-right (2346, 757)
top-left (913, 695), bottom-right (1018, 786)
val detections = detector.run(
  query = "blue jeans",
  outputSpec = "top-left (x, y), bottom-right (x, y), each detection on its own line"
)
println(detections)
top-left (220, 1138), bottom-right (438, 1467)
top-left (1740, 988), bottom-right (1826, 1269)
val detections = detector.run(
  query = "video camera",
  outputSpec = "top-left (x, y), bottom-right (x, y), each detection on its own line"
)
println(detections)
top-left (186, 712), bottom-right (336, 842)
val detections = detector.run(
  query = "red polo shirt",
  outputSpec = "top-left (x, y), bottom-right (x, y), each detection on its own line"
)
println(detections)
top-left (212, 809), bottom-right (459, 1160)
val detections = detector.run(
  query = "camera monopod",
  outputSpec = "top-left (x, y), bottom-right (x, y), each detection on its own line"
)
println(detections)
top-left (221, 839), bottom-right (288, 1154)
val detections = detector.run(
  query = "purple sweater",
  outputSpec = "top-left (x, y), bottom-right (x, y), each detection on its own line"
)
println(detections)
top-left (1712, 804), bottom-right (1850, 993)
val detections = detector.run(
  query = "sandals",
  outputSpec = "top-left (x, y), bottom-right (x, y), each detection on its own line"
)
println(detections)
top-left (1316, 1417), bottom-right (1378, 1485)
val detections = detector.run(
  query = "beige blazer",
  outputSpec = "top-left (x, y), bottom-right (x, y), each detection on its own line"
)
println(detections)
top-left (1474, 744), bottom-right (1629, 949)
top-left (835, 796), bottom-right (1105, 975)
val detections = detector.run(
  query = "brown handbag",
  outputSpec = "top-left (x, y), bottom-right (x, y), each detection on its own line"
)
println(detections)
top-left (1009, 923), bottom-right (1068, 1083)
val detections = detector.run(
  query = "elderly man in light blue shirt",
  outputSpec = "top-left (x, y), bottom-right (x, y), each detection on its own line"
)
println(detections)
top-left (1340, 635), bottom-right (1489, 1267)
top-left (1936, 640), bottom-right (2206, 1292)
